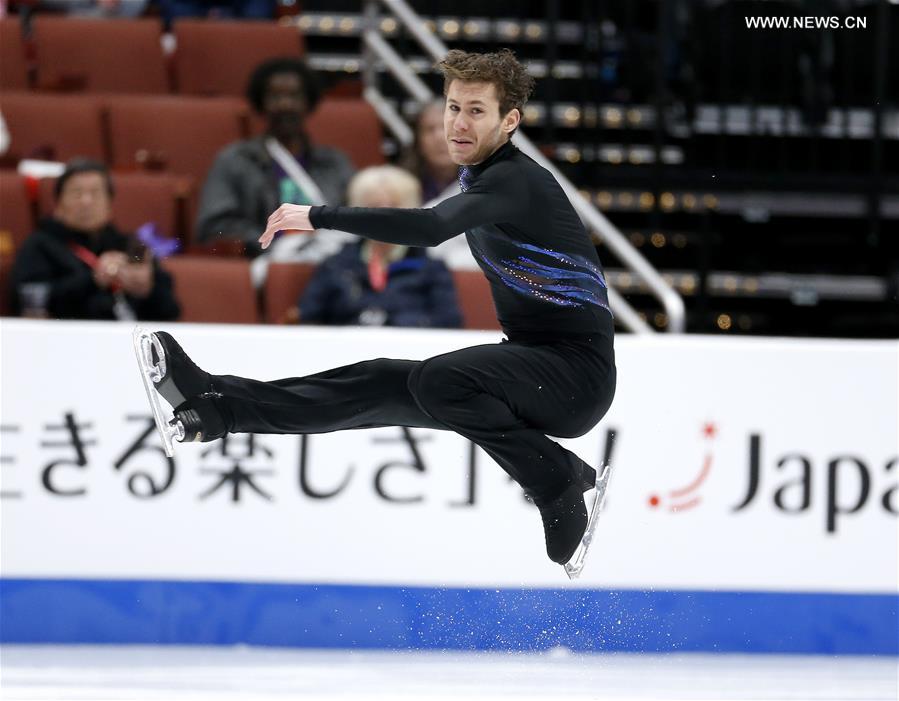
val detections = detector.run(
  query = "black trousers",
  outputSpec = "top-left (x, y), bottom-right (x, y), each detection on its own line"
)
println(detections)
top-left (211, 337), bottom-right (616, 501)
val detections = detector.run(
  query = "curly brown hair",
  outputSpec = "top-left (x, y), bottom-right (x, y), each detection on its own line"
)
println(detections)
top-left (436, 49), bottom-right (535, 119)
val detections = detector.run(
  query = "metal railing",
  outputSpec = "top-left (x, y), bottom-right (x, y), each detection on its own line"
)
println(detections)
top-left (360, 0), bottom-right (687, 334)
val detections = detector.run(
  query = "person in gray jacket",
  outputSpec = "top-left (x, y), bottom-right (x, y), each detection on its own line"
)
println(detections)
top-left (195, 57), bottom-right (355, 254)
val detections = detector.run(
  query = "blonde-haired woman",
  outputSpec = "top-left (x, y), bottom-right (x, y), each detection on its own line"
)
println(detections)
top-left (291, 165), bottom-right (463, 328)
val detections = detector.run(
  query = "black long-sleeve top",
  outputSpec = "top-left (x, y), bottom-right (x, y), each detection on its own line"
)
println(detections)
top-left (310, 140), bottom-right (613, 342)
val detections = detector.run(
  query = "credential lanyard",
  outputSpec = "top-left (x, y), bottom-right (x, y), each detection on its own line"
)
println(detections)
top-left (68, 242), bottom-right (135, 320)
top-left (264, 137), bottom-right (329, 206)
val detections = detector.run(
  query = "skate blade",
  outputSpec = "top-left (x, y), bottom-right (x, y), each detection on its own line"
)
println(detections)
top-left (563, 462), bottom-right (613, 580)
top-left (132, 326), bottom-right (184, 457)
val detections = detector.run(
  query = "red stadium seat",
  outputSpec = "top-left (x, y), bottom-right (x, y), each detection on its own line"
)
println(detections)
top-left (306, 98), bottom-right (384, 168)
top-left (0, 170), bottom-right (35, 253)
top-left (106, 95), bottom-right (247, 183)
top-left (163, 256), bottom-right (259, 324)
top-left (263, 262), bottom-right (316, 324)
top-left (37, 172), bottom-right (194, 241)
top-left (173, 20), bottom-right (304, 96)
top-left (0, 92), bottom-right (106, 162)
top-left (32, 17), bottom-right (168, 93)
top-left (452, 270), bottom-right (501, 330)
top-left (0, 18), bottom-right (30, 90)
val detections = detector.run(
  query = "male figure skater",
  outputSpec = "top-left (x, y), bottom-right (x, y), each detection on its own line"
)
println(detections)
top-left (135, 49), bottom-right (616, 577)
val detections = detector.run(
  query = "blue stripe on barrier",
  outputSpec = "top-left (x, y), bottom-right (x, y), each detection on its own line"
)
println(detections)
top-left (1, 578), bottom-right (896, 655)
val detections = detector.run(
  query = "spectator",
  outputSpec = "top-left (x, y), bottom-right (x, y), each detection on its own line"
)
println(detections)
top-left (401, 98), bottom-right (459, 203)
top-left (10, 159), bottom-right (180, 321)
top-left (196, 57), bottom-right (355, 255)
top-left (159, 0), bottom-right (274, 24)
top-left (294, 165), bottom-right (462, 329)
top-left (35, 0), bottom-right (149, 17)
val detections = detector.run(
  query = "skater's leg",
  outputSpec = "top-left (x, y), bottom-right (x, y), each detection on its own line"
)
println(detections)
top-left (406, 339), bottom-right (615, 564)
top-left (409, 344), bottom-right (615, 564)
top-left (212, 358), bottom-right (447, 435)
top-left (408, 340), bottom-right (614, 502)
top-left (145, 331), bottom-right (446, 438)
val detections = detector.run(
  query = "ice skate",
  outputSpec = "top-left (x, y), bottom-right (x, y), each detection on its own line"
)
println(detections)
top-left (536, 484), bottom-right (588, 566)
top-left (562, 462), bottom-right (613, 580)
top-left (132, 327), bottom-right (224, 456)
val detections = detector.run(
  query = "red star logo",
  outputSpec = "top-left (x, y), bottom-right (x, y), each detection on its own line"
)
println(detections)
top-left (702, 422), bottom-right (717, 439)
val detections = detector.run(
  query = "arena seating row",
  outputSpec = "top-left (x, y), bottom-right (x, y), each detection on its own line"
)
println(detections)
top-left (0, 169), bottom-right (192, 249)
top-left (1, 166), bottom-right (499, 329)
top-left (0, 91), bottom-right (383, 188)
top-left (1, 13), bottom-right (383, 243)
top-left (0, 250), bottom-right (499, 331)
top-left (1, 92), bottom-right (245, 180)
top-left (0, 16), bottom-right (305, 96)
top-left (0, 15), bottom-right (477, 329)
top-left (172, 259), bottom-right (498, 330)
top-left (0, 93), bottom-right (384, 242)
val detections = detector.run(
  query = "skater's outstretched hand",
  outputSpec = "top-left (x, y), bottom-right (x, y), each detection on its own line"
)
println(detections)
top-left (259, 204), bottom-right (314, 250)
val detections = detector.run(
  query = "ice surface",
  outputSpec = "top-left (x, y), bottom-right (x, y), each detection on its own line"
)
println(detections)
top-left (1, 645), bottom-right (896, 701)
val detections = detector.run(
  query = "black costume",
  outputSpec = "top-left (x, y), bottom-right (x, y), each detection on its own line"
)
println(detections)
top-left (200, 140), bottom-right (616, 505)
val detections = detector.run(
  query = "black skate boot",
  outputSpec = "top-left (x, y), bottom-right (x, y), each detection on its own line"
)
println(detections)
top-left (150, 331), bottom-right (214, 410)
top-left (133, 327), bottom-right (226, 455)
top-left (535, 484), bottom-right (588, 565)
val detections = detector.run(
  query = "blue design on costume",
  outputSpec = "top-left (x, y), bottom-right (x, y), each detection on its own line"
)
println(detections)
top-left (469, 238), bottom-right (611, 312)
top-left (458, 166), bottom-right (473, 193)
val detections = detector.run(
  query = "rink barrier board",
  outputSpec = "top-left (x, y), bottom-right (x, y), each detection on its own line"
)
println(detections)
top-left (2, 322), bottom-right (897, 655)
top-left (1, 578), bottom-right (897, 655)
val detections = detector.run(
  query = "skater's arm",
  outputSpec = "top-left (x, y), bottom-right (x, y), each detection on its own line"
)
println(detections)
top-left (309, 191), bottom-right (518, 246)
top-left (260, 163), bottom-right (526, 249)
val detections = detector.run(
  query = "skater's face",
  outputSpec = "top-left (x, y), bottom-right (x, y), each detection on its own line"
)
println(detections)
top-left (54, 172), bottom-right (112, 234)
top-left (264, 71), bottom-right (309, 137)
top-left (444, 80), bottom-right (520, 166)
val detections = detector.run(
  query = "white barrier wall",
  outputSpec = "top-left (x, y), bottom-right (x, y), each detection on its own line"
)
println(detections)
top-left (1, 319), bottom-right (897, 653)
